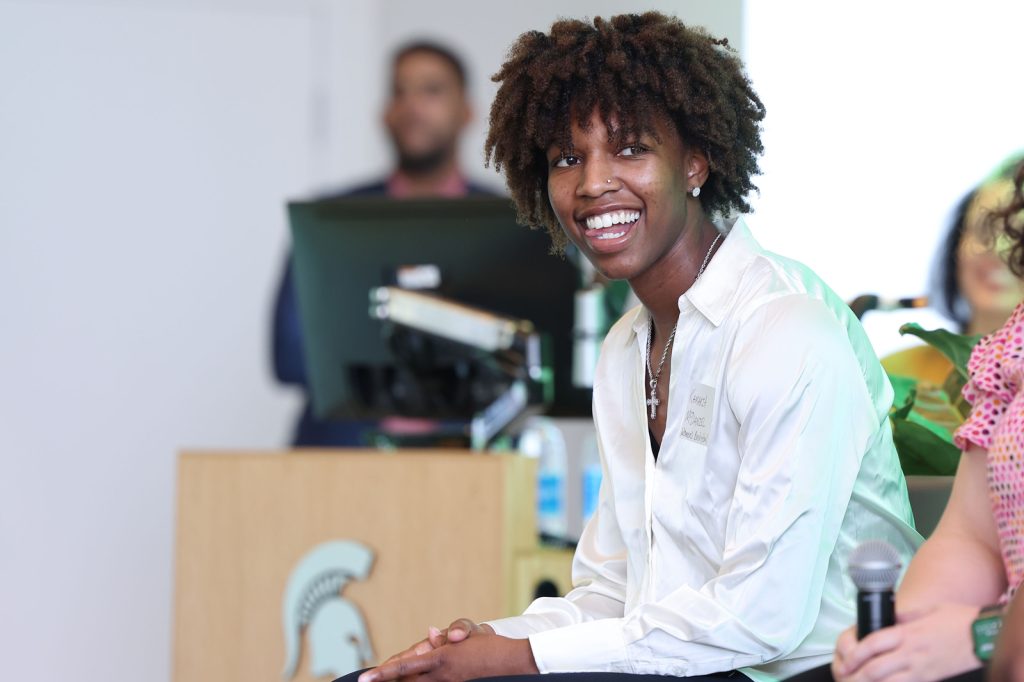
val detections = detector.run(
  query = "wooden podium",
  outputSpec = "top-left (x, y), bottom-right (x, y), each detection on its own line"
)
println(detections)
top-left (173, 450), bottom-right (571, 682)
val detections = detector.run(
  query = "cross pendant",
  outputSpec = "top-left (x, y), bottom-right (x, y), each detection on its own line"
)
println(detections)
top-left (647, 388), bottom-right (660, 420)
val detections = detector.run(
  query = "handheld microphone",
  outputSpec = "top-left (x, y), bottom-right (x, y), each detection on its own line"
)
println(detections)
top-left (848, 540), bottom-right (902, 639)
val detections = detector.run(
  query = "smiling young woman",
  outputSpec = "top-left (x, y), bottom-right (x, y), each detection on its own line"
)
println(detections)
top-left (543, 110), bottom-right (721, 444)
top-left (344, 12), bottom-right (922, 682)
top-left (544, 112), bottom-right (712, 288)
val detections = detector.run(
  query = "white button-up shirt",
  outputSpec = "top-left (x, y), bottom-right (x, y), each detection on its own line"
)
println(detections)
top-left (487, 218), bottom-right (922, 681)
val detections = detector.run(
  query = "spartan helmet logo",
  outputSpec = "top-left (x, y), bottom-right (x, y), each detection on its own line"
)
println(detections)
top-left (281, 540), bottom-right (375, 680)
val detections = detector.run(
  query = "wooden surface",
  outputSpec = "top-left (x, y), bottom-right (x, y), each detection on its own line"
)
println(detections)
top-left (173, 450), bottom-right (538, 682)
top-left (510, 547), bottom-right (576, 614)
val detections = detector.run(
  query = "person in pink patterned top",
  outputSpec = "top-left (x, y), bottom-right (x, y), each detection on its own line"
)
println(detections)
top-left (829, 162), bottom-right (1024, 682)
top-left (956, 303), bottom-right (1024, 605)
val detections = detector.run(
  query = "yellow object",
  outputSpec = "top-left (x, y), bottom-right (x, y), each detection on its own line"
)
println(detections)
top-left (510, 547), bottom-right (575, 614)
top-left (881, 345), bottom-right (954, 387)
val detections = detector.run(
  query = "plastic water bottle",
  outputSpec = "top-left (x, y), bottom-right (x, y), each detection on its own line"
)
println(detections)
top-left (572, 285), bottom-right (605, 389)
top-left (580, 431), bottom-right (602, 526)
top-left (517, 417), bottom-right (568, 541)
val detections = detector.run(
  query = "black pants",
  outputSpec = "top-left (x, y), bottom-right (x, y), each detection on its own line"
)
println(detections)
top-left (334, 671), bottom-right (748, 682)
top-left (785, 662), bottom-right (986, 682)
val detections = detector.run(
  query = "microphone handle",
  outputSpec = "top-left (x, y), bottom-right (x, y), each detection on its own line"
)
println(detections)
top-left (857, 589), bottom-right (895, 639)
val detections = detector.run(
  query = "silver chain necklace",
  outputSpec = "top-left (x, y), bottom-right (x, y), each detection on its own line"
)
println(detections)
top-left (646, 231), bottom-right (722, 420)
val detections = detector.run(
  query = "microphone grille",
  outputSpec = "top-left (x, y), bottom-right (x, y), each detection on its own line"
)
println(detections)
top-left (848, 540), bottom-right (902, 591)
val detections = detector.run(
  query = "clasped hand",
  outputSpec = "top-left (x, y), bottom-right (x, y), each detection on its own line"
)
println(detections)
top-left (358, 618), bottom-right (538, 682)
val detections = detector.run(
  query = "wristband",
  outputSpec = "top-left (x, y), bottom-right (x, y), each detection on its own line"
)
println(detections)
top-left (972, 604), bottom-right (1004, 662)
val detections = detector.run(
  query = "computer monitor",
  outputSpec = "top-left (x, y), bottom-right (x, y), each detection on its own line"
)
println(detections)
top-left (288, 196), bottom-right (592, 422)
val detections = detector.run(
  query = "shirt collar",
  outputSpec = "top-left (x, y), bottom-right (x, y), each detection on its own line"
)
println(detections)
top-left (386, 169), bottom-right (469, 199)
top-left (629, 216), bottom-right (762, 338)
top-left (684, 216), bottom-right (761, 326)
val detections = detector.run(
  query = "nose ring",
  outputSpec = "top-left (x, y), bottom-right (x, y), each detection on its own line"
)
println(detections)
top-left (606, 179), bottom-right (612, 184)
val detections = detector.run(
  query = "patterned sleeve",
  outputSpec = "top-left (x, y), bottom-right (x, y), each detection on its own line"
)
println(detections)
top-left (954, 303), bottom-right (1024, 451)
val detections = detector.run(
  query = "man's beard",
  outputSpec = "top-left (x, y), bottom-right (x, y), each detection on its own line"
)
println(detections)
top-left (396, 145), bottom-right (451, 175)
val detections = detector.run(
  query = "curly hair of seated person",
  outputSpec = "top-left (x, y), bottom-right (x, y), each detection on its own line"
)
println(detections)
top-left (992, 161), bottom-right (1024, 278)
top-left (484, 11), bottom-right (766, 252)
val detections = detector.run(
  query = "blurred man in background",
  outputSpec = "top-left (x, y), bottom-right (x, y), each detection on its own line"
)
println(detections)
top-left (273, 41), bottom-right (495, 446)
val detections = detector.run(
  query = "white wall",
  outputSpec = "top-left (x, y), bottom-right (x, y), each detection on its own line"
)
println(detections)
top-left (0, 1), bottom-right (314, 679)
top-left (743, 0), bottom-right (1024, 355)
top-left (316, 0), bottom-right (744, 194)
top-left (0, 3), bottom-right (741, 682)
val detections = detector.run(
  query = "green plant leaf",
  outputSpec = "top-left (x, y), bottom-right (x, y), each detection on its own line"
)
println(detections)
top-left (603, 280), bottom-right (633, 322)
top-left (907, 403), bottom-right (958, 440)
top-left (891, 416), bottom-right (962, 476)
top-left (898, 324), bottom-right (983, 378)
top-left (889, 375), bottom-right (917, 420)
top-left (941, 369), bottom-right (973, 419)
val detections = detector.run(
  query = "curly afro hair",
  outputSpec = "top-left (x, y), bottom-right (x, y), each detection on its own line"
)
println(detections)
top-left (991, 160), bottom-right (1024, 278)
top-left (484, 11), bottom-right (766, 252)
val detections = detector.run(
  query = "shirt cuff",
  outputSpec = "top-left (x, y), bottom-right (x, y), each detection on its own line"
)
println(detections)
top-left (527, 619), bottom-right (632, 673)
top-left (484, 613), bottom-right (566, 639)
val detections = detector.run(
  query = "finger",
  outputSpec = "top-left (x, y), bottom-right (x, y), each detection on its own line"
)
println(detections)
top-left (883, 673), bottom-right (914, 682)
top-left (382, 639), bottom-right (430, 665)
top-left (841, 627), bottom-right (904, 676)
top-left (833, 627), bottom-right (858, 677)
top-left (849, 649), bottom-right (912, 682)
top-left (445, 617), bottom-right (477, 642)
top-left (831, 658), bottom-right (847, 682)
top-left (833, 651), bottom-right (847, 679)
top-left (412, 638), bottom-right (435, 656)
top-left (427, 626), bottom-right (447, 648)
top-left (360, 651), bottom-right (440, 682)
top-left (445, 618), bottom-right (479, 643)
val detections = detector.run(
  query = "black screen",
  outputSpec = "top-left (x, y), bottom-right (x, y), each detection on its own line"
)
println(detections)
top-left (289, 196), bottom-right (592, 420)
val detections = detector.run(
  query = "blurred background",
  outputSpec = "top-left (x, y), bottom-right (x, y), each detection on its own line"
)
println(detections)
top-left (1, 0), bottom-right (1023, 680)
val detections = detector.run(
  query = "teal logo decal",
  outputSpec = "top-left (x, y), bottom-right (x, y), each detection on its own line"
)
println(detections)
top-left (282, 540), bottom-right (375, 679)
